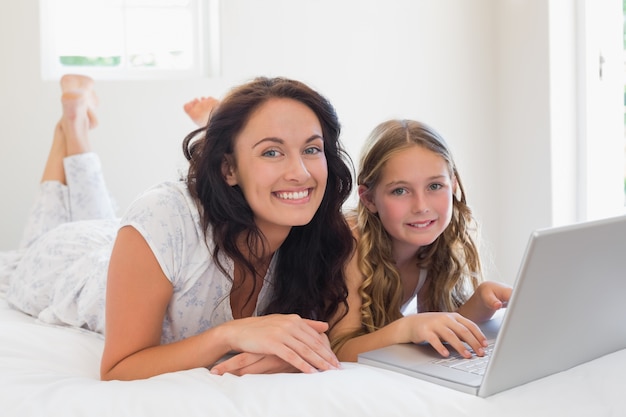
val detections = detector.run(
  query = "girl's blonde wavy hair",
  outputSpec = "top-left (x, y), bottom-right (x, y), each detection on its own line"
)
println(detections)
top-left (332, 120), bottom-right (482, 352)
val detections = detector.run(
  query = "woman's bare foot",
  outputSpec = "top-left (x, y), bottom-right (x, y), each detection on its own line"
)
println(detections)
top-left (40, 81), bottom-right (96, 184)
top-left (183, 96), bottom-right (220, 127)
top-left (61, 91), bottom-right (93, 156)
top-left (60, 74), bottom-right (99, 129)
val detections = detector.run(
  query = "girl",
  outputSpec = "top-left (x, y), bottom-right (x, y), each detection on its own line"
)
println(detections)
top-left (5, 75), bottom-right (355, 380)
top-left (329, 119), bottom-right (512, 362)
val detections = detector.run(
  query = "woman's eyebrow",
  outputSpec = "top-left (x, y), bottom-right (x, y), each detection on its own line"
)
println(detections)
top-left (252, 134), bottom-right (323, 149)
top-left (252, 137), bottom-right (283, 148)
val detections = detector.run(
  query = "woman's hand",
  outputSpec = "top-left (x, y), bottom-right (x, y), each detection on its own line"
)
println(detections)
top-left (215, 314), bottom-right (340, 375)
top-left (211, 353), bottom-right (298, 376)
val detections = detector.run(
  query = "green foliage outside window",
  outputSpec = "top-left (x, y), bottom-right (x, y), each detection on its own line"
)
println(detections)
top-left (59, 56), bottom-right (121, 67)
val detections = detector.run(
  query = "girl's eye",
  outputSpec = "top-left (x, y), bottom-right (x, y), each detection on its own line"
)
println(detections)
top-left (429, 183), bottom-right (443, 191)
top-left (391, 188), bottom-right (407, 196)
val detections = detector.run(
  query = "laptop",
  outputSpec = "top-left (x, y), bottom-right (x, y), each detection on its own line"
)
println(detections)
top-left (358, 214), bottom-right (626, 397)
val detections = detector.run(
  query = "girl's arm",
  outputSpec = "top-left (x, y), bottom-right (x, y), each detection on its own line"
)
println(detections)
top-left (329, 251), bottom-right (489, 363)
top-left (333, 312), bottom-right (489, 362)
top-left (100, 226), bottom-right (339, 381)
top-left (456, 281), bottom-right (512, 323)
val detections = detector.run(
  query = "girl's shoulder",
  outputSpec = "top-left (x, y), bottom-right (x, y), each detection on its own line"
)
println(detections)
top-left (343, 210), bottom-right (361, 239)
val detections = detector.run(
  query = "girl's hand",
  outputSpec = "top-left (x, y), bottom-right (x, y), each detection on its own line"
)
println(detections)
top-left (404, 312), bottom-right (488, 359)
top-left (457, 281), bottom-right (513, 323)
top-left (217, 314), bottom-right (340, 375)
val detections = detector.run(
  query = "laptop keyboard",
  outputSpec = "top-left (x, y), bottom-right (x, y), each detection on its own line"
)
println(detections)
top-left (431, 342), bottom-right (495, 375)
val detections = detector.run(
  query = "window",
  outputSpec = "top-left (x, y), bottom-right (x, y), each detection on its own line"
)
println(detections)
top-left (576, 0), bottom-right (624, 220)
top-left (39, 0), bottom-right (220, 80)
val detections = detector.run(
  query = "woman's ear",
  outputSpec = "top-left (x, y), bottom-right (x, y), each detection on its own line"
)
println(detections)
top-left (222, 155), bottom-right (237, 186)
top-left (358, 184), bottom-right (377, 213)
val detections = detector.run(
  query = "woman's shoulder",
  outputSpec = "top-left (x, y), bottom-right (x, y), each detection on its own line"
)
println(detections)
top-left (137, 180), bottom-right (192, 202)
top-left (121, 181), bottom-right (201, 228)
top-left (132, 181), bottom-right (196, 212)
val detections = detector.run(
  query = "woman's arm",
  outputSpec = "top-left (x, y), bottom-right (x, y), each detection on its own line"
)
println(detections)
top-left (100, 226), bottom-right (339, 381)
top-left (101, 226), bottom-right (229, 380)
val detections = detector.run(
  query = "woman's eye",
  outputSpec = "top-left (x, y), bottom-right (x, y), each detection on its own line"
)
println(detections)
top-left (303, 146), bottom-right (322, 155)
top-left (262, 149), bottom-right (281, 157)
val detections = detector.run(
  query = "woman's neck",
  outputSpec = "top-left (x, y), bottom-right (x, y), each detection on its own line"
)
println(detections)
top-left (254, 222), bottom-right (292, 255)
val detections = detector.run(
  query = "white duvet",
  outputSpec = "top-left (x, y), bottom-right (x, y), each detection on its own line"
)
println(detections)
top-left (1, 297), bottom-right (625, 417)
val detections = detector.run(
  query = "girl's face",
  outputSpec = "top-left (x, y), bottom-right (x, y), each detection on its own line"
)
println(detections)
top-left (360, 145), bottom-right (455, 258)
top-left (225, 98), bottom-right (328, 241)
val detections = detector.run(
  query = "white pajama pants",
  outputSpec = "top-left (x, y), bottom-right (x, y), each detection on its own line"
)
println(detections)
top-left (4, 153), bottom-right (119, 334)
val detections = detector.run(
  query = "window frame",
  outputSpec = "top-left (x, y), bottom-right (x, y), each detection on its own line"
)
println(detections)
top-left (39, 0), bottom-right (220, 81)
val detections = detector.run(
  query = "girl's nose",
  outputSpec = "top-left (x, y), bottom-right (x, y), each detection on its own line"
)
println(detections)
top-left (411, 192), bottom-right (429, 213)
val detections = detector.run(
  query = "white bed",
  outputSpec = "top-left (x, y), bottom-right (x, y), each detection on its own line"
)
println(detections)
top-left (1, 296), bottom-right (625, 417)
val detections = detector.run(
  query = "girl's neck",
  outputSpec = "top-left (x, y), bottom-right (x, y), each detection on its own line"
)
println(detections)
top-left (392, 241), bottom-right (424, 305)
top-left (392, 240), bottom-right (420, 269)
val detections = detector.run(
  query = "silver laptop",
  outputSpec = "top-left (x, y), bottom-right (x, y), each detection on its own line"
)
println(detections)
top-left (358, 214), bottom-right (626, 397)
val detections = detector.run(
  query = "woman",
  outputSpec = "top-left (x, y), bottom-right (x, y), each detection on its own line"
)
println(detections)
top-left (5, 75), bottom-right (355, 380)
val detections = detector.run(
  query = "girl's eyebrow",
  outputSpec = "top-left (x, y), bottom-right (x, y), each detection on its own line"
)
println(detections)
top-left (252, 134), bottom-right (323, 149)
top-left (426, 174), bottom-right (449, 181)
top-left (384, 175), bottom-right (449, 187)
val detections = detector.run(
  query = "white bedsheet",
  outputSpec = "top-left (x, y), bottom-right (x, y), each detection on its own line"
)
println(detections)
top-left (1, 296), bottom-right (625, 417)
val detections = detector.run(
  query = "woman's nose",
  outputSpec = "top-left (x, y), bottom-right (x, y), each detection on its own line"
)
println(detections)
top-left (285, 156), bottom-right (311, 182)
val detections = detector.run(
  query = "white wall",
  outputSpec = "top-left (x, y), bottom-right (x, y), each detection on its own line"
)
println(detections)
top-left (495, 0), bottom-right (624, 284)
top-left (0, 0), bottom-right (621, 285)
top-left (494, 1), bottom-right (555, 283)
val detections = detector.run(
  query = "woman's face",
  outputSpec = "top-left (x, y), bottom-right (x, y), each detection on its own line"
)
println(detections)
top-left (225, 98), bottom-right (328, 240)
top-left (360, 145), bottom-right (455, 258)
